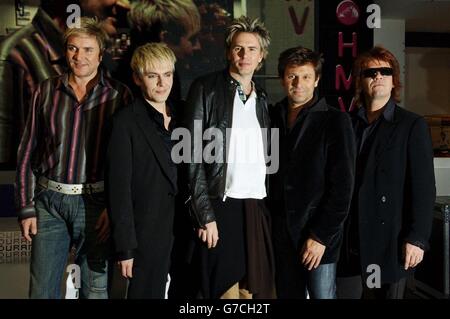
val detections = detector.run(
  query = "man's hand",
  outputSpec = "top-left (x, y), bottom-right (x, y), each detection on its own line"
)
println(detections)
top-left (403, 242), bottom-right (424, 270)
top-left (95, 209), bottom-right (110, 243)
top-left (20, 217), bottom-right (37, 242)
top-left (118, 258), bottom-right (133, 278)
top-left (301, 238), bottom-right (326, 271)
top-left (198, 221), bottom-right (219, 249)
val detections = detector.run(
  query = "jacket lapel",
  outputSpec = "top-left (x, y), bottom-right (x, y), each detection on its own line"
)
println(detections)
top-left (374, 105), bottom-right (403, 170)
top-left (372, 121), bottom-right (397, 167)
top-left (291, 98), bottom-right (329, 154)
top-left (132, 98), bottom-right (177, 192)
top-left (364, 104), bottom-right (402, 172)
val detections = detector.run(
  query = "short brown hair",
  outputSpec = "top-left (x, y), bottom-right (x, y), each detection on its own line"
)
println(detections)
top-left (353, 46), bottom-right (402, 106)
top-left (63, 17), bottom-right (108, 53)
top-left (278, 46), bottom-right (323, 79)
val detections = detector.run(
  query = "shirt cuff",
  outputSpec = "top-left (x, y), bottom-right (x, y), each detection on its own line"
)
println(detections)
top-left (309, 231), bottom-right (326, 246)
top-left (18, 206), bottom-right (36, 220)
top-left (405, 240), bottom-right (426, 250)
top-left (115, 250), bottom-right (135, 261)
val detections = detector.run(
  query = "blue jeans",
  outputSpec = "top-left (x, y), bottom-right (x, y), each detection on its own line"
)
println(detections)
top-left (305, 263), bottom-right (337, 299)
top-left (273, 216), bottom-right (337, 299)
top-left (29, 188), bottom-right (110, 299)
top-left (275, 256), bottom-right (337, 299)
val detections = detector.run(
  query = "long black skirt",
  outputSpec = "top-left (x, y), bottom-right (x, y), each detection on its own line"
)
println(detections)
top-left (198, 198), bottom-right (246, 298)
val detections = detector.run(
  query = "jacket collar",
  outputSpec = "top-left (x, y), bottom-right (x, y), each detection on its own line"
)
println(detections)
top-left (279, 96), bottom-right (330, 154)
top-left (356, 97), bottom-right (397, 124)
top-left (222, 69), bottom-right (268, 100)
top-left (278, 93), bottom-right (327, 111)
top-left (277, 94), bottom-right (328, 128)
top-left (355, 98), bottom-right (402, 171)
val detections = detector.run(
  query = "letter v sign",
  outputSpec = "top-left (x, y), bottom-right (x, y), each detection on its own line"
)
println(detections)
top-left (288, 6), bottom-right (310, 35)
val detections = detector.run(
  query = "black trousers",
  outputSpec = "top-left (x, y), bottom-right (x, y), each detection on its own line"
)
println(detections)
top-left (336, 275), bottom-right (407, 299)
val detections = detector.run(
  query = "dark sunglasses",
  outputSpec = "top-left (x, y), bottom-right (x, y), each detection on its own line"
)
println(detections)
top-left (362, 67), bottom-right (393, 78)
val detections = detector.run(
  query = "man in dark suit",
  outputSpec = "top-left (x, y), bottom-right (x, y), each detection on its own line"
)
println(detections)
top-left (269, 46), bottom-right (356, 299)
top-left (106, 42), bottom-right (178, 298)
top-left (337, 46), bottom-right (436, 299)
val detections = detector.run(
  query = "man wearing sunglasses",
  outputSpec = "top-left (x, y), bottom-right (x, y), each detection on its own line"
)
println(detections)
top-left (337, 46), bottom-right (436, 299)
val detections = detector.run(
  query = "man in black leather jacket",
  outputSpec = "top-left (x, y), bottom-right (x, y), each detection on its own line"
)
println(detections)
top-left (183, 16), bottom-right (275, 299)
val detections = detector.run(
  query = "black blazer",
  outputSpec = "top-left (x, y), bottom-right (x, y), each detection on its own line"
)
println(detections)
top-left (351, 103), bottom-right (436, 283)
top-left (106, 97), bottom-right (177, 263)
top-left (269, 97), bottom-right (356, 264)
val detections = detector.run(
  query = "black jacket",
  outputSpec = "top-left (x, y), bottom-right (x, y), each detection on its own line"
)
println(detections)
top-left (106, 97), bottom-right (177, 263)
top-left (184, 69), bottom-right (270, 226)
top-left (341, 102), bottom-right (436, 283)
top-left (269, 97), bottom-right (356, 264)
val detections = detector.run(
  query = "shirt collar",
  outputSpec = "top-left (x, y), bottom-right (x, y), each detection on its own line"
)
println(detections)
top-left (226, 70), bottom-right (258, 101)
top-left (236, 80), bottom-right (256, 102)
top-left (57, 69), bottom-right (107, 91)
top-left (299, 92), bottom-right (319, 112)
top-left (144, 97), bottom-right (174, 121)
top-left (281, 92), bottom-right (319, 115)
top-left (357, 97), bottom-right (395, 124)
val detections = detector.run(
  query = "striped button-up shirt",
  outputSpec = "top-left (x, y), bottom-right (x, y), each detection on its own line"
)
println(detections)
top-left (15, 71), bottom-right (132, 219)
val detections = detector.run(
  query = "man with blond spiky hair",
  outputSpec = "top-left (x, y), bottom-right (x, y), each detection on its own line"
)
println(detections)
top-left (106, 42), bottom-right (178, 299)
top-left (15, 17), bottom-right (131, 299)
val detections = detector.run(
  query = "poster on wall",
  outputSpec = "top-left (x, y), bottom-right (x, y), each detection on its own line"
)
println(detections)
top-left (0, 0), bottom-right (233, 219)
top-left (263, 0), bottom-right (315, 74)
top-left (178, 0), bottom-right (233, 98)
top-left (0, 0), bottom-right (233, 170)
top-left (15, 0), bottom-right (33, 26)
top-left (248, 0), bottom-right (315, 103)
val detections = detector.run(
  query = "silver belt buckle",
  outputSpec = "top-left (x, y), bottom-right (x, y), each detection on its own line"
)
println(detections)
top-left (39, 177), bottom-right (104, 195)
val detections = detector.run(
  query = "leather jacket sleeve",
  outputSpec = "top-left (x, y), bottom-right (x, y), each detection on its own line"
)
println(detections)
top-left (184, 78), bottom-right (217, 227)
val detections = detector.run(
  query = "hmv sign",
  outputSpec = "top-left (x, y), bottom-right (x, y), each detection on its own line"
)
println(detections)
top-left (317, 0), bottom-right (374, 112)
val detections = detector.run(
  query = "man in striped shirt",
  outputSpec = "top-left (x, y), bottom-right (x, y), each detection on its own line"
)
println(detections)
top-left (15, 17), bottom-right (131, 299)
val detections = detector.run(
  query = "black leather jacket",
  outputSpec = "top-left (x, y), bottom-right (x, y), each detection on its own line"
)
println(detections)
top-left (184, 69), bottom-right (271, 226)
